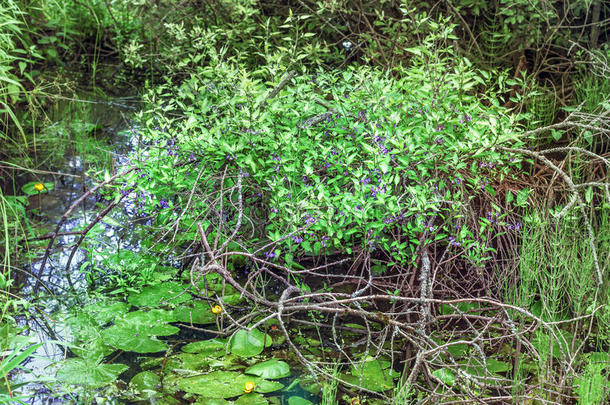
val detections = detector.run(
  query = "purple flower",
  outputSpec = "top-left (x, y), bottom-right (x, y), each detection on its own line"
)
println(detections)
top-left (303, 213), bottom-right (316, 224)
top-left (448, 236), bottom-right (461, 247)
top-left (159, 199), bottom-right (170, 209)
top-left (265, 251), bottom-right (277, 259)
top-left (292, 235), bottom-right (304, 243)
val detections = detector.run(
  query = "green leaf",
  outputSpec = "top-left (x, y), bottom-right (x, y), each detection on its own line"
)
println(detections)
top-left (172, 301), bottom-right (217, 324)
top-left (128, 282), bottom-right (192, 307)
top-left (585, 186), bottom-right (593, 204)
top-left (130, 371), bottom-right (161, 398)
top-left (182, 338), bottom-right (226, 355)
top-left (101, 310), bottom-right (179, 353)
top-left (516, 188), bottom-right (530, 207)
top-left (56, 358), bottom-right (128, 388)
top-left (229, 328), bottom-right (271, 357)
top-left (194, 399), bottom-right (231, 405)
top-left (166, 371), bottom-right (283, 398)
top-left (342, 359), bottom-right (395, 392)
top-left (235, 393), bottom-right (269, 405)
top-left (21, 181), bottom-right (54, 196)
top-left (245, 359), bottom-right (291, 379)
top-left (432, 368), bottom-right (455, 386)
top-left (287, 397), bottom-right (314, 405)
top-left (83, 301), bottom-right (130, 325)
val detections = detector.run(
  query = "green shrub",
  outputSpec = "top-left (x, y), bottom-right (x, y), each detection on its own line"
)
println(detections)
top-left (120, 60), bottom-right (524, 269)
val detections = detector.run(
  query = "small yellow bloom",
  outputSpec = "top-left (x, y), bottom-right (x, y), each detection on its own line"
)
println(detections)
top-left (211, 305), bottom-right (222, 315)
top-left (244, 381), bottom-right (255, 394)
top-left (34, 183), bottom-right (45, 192)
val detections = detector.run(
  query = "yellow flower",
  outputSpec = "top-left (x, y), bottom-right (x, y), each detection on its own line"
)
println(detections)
top-left (244, 381), bottom-right (255, 394)
top-left (34, 183), bottom-right (45, 192)
top-left (211, 305), bottom-right (222, 315)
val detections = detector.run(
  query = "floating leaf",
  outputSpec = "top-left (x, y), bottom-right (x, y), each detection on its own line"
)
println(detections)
top-left (182, 338), bottom-right (226, 355)
top-left (65, 312), bottom-right (101, 343)
top-left (83, 301), bottom-right (130, 325)
top-left (101, 310), bottom-right (179, 353)
top-left (21, 181), bottom-right (54, 196)
top-left (172, 301), bottom-right (216, 324)
top-left (245, 359), bottom-right (291, 379)
top-left (71, 337), bottom-right (114, 362)
top-left (235, 393), bottom-right (269, 405)
top-left (166, 371), bottom-right (283, 398)
top-left (193, 399), bottom-right (231, 405)
top-left (229, 329), bottom-right (271, 358)
top-left (102, 325), bottom-right (168, 353)
top-left (287, 397), bottom-right (314, 405)
top-left (128, 282), bottom-right (192, 307)
top-left (130, 371), bottom-right (161, 398)
top-left (56, 358), bottom-right (127, 388)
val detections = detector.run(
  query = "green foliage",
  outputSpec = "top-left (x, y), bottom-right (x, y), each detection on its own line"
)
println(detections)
top-left (55, 358), bottom-right (128, 388)
top-left (101, 309), bottom-right (180, 353)
top-left (21, 181), bottom-right (53, 196)
top-left (127, 281), bottom-right (191, 307)
top-left (575, 352), bottom-right (610, 405)
top-left (0, 0), bottom-right (38, 148)
top-left (341, 358), bottom-right (396, 392)
top-left (127, 62), bottom-right (523, 269)
top-left (229, 328), bottom-right (272, 358)
top-left (165, 370), bottom-right (283, 398)
top-left (245, 359), bottom-right (291, 379)
top-left (0, 325), bottom-right (40, 403)
top-left (2, 1), bottom-right (608, 403)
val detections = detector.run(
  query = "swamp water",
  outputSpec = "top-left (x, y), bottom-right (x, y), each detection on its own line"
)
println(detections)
top-left (13, 89), bottom-right (319, 404)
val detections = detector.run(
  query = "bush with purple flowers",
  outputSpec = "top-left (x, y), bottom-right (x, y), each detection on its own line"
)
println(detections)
top-left (124, 62), bottom-right (526, 273)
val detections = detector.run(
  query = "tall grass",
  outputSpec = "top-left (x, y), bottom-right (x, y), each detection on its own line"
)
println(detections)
top-left (0, 0), bottom-right (32, 148)
top-left (321, 363), bottom-right (339, 405)
top-left (504, 208), bottom-right (610, 402)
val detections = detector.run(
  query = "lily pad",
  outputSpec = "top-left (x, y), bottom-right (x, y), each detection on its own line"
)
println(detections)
top-left (229, 329), bottom-right (271, 358)
top-left (172, 301), bottom-right (217, 324)
top-left (83, 301), bottom-right (130, 325)
top-left (182, 338), bottom-right (226, 355)
top-left (128, 282), bottom-right (192, 307)
top-left (71, 337), bottom-right (114, 362)
top-left (245, 359), bottom-right (290, 379)
top-left (102, 326), bottom-right (169, 353)
top-left (288, 397), bottom-right (314, 405)
top-left (235, 393), bottom-right (269, 405)
top-left (193, 399), bottom-right (231, 405)
top-left (56, 358), bottom-right (128, 388)
top-left (167, 371), bottom-right (283, 398)
top-left (130, 371), bottom-right (161, 398)
top-left (22, 181), bottom-right (54, 196)
top-left (221, 293), bottom-right (245, 305)
top-left (65, 312), bottom-right (101, 343)
top-left (101, 310), bottom-right (179, 353)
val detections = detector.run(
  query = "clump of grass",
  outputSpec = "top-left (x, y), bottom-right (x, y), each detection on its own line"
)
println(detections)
top-left (504, 206), bottom-right (609, 400)
top-left (321, 363), bottom-right (339, 405)
top-left (392, 378), bottom-right (413, 404)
